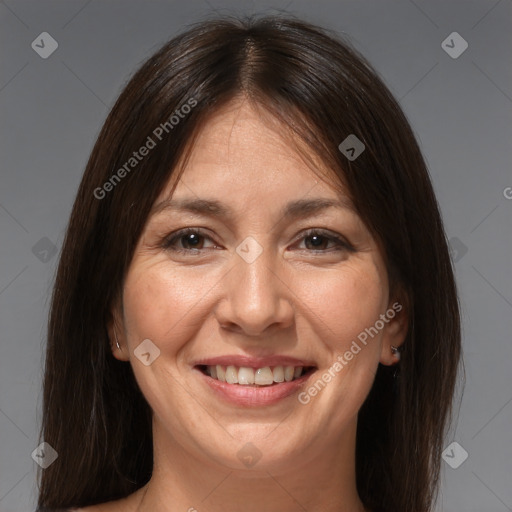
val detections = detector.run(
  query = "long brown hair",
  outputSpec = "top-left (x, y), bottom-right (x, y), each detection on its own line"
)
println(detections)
top-left (37, 14), bottom-right (462, 512)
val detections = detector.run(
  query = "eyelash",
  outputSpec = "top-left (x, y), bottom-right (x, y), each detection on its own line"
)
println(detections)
top-left (161, 227), bottom-right (354, 255)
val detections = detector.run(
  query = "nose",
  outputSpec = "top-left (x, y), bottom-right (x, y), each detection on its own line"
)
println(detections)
top-left (214, 245), bottom-right (295, 337)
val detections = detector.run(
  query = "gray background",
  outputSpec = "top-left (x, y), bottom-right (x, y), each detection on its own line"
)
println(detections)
top-left (0, 0), bottom-right (511, 511)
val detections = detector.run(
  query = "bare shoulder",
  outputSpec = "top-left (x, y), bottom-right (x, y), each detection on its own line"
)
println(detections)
top-left (72, 504), bottom-right (121, 512)
top-left (70, 488), bottom-right (144, 512)
top-left (71, 500), bottom-right (125, 512)
top-left (72, 506), bottom-right (110, 512)
top-left (72, 502), bottom-right (127, 512)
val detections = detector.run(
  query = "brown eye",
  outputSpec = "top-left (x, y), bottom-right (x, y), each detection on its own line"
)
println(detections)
top-left (177, 232), bottom-right (204, 250)
top-left (162, 228), bottom-right (216, 252)
top-left (296, 229), bottom-right (354, 253)
top-left (303, 233), bottom-right (332, 250)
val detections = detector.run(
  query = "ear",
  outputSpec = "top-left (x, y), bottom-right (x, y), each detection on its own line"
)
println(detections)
top-left (380, 295), bottom-right (408, 366)
top-left (107, 294), bottom-right (130, 362)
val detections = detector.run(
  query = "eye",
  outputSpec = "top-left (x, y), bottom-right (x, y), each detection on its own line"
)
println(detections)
top-left (162, 227), bottom-right (353, 255)
top-left (294, 229), bottom-right (354, 253)
top-left (161, 228), bottom-right (217, 253)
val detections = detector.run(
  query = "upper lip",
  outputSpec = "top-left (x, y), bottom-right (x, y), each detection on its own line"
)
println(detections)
top-left (193, 355), bottom-right (316, 368)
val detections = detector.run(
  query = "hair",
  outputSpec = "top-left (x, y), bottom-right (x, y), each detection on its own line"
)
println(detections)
top-left (37, 13), bottom-right (462, 512)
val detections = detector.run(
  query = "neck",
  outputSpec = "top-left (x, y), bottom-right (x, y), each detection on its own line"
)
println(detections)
top-left (134, 417), bottom-right (368, 512)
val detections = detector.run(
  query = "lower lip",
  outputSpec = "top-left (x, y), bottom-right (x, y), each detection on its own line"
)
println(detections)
top-left (195, 368), bottom-right (315, 406)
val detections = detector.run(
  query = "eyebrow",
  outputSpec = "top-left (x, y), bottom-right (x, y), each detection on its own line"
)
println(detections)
top-left (150, 196), bottom-right (355, 222)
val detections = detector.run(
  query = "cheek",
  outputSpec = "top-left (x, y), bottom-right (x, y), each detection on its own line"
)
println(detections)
top-left (121, 258), bottom-right (219, 348)
top-left (120, 260), bottom-right (212, 415)
top-left (296, 261), bottom-right (388, 351)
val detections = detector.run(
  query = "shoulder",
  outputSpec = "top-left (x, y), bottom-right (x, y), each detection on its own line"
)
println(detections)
top-left (71, 504), bottom-right (119, 512)
top-left (34, 509), bottom-right (103, 512)
top-left (69, 493), bottom-right (140, 512)
top-left (69, 504), bottom-right (119, 512)
top-left (70, 503), bottom-right (112, 512)
top-left (39, 485), bottom-right (145, 512)
top-left (70, 507), bottom-right (102, 512)
top-left (35, 509), bottom-right (102, 512)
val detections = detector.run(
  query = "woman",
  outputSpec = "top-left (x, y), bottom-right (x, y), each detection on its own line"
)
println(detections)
top-left (36, 14), bottom-right (462, 512)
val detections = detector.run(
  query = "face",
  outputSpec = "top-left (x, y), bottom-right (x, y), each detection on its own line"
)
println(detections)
top-left (111, 97), bottom-right (407, 474)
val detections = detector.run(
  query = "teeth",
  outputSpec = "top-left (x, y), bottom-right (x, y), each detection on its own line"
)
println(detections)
top-left (205, 364), bottom-right (308, 386)
top-left (255, 367), bottom-right (273, 385)
top-left (238, 367), bottom-right (255, 385)
top-left (216, 364), bottom-right (225, 382)
top-left (225, 365), bottom-right (238, 384)
top-left (284, 366), bottom-right (295, 382)
top-left (271, 366), bottom-right (284, 383)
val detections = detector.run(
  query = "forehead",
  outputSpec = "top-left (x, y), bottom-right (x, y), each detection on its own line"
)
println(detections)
top-left (158, 97), bottom-right (351, 213)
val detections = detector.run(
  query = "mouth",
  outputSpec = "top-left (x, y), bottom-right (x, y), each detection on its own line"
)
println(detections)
top-left (196, 364), bottom-right (316, 386)
top-left (193, 359), bottom-right (318, 406)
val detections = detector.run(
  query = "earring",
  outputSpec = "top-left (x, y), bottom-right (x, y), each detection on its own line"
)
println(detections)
top-left (391, 345), bottom-right (401, 361)
top-left (114, 331), bottom-right (121, 350)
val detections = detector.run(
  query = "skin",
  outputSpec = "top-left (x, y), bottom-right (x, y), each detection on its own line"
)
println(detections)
top-left (77, 96), bottom-right (407, 512)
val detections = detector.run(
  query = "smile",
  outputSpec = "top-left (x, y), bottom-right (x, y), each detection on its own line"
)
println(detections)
top-left (193, 355), bottom-right (317, 406)
top-left (198, 364), bottom-right (314, 386)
